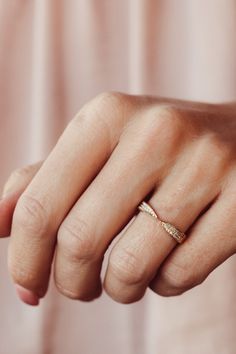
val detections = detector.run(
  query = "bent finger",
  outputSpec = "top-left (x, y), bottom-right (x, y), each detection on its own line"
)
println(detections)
top-left (8, 92), bottom-right (136, 300)
top-left (0, 161), bottom-right (43, 237)
top-left (151, 183), bottom-right (236, 296)
top-left (104, 138), bottom-right (224, 303)
top-left (53, 105), bottom-right (183, 300)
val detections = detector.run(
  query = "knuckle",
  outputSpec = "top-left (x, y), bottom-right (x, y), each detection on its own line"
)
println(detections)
top-left (134, 105), bottom-right (184, 157)
top-left (78, 91), bottom-right (128, 117)
top-left (70, 91), bottom-right (134, 148)
top-left (203, 132), bottom-right (232, 162)
top-left (70, 93), bottom-right (123, 147)
top-left (73, 91), bottom-right (129, 125)
top-left (58, 218), bottom-right (97, 262)
top-left (109, 247), bottom-right (147, 286)
top-left (157, 263), bottom-right (200, 296)
top-left (13, 194), bottom-right (50, 235)
top-left (92, 91), bottom-right (129, 110)
top-left (151, 106), bottom-right (183, 140)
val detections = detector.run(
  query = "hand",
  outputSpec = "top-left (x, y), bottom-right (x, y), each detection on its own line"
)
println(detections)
top-left (1, 92), bottom-right (236, 306)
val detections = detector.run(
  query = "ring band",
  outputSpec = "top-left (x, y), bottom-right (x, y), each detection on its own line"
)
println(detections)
top-left (138, 201), bottom-right (187, 244)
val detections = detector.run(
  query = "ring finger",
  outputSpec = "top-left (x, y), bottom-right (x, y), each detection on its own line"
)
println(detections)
top-left (104, 137), bottom-right (227, 303)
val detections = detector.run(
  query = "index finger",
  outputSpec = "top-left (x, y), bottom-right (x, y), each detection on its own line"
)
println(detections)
top-left (8, 92), bottom-right (136, 300)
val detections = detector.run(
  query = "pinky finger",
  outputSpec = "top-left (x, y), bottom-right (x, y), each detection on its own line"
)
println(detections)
top-left (150, 189), bottom-right (236, 296)
top-left (0, 161), bottom-right (43, 237)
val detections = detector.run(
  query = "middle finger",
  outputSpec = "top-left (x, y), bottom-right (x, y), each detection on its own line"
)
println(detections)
top-left (53, 116), bottom-right (169, 300)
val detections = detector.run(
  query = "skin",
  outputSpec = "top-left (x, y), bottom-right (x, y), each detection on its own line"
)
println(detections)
top-left (1, 92), bottom-right (236, 306)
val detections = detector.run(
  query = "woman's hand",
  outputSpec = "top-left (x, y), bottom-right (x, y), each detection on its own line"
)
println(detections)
top-left (1, 92), bottom-right (236, 306)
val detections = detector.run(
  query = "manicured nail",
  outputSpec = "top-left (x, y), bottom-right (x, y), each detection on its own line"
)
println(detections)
top-left (15, 284), bottom-right (40, 306)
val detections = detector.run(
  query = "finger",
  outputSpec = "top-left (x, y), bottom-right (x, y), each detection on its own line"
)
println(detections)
top-left (151, 174), bottom-right (236, 296)
top-left (104, 136), bottom-right (227, 303)
top-left (0, 161), bottom-right (43, 237)
top-left (53, 107), bottom-right (189, 300)
top-left (2, 161), bottom-right (43, 199)
top-left (54, 133), bottom-right (156, 299)
top-left (8, 92), bottom-right (137, 300)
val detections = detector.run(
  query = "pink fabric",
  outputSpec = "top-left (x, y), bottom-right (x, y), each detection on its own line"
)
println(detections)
top-left (1, 1), bottom-right (236, 353)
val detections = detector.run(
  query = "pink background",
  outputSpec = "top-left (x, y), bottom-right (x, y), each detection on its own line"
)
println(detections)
top-left (0, 1), bottom-right (236, 353)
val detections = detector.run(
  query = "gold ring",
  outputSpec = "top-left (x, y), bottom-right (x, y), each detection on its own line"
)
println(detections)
top-left (138, 201), bottom-right (186, 244)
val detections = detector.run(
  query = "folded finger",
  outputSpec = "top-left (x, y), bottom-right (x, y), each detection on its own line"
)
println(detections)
top-left (0, 161), bottom-right (43, 237)
top-left (104, 139), bottom-right (225, 303)
top-left (151, 180), bottom-right (236, 296)
top-left (8, 93), bottom-right (135, 300)
top-left (53, 105), bottom-right (185, 300)
top-left (53, 122), bottom-right (161, 300)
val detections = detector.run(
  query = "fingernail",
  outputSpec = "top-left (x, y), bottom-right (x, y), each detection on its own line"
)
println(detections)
top-left (15, 284), bottom-right (40, 306)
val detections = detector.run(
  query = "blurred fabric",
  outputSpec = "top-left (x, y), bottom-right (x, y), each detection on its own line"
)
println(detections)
top-left (0, 1), bottom-right (236, 353)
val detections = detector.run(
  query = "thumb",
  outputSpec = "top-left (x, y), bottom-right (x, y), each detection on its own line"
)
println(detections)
top-left (0, 161), bottom-right (44, 237)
